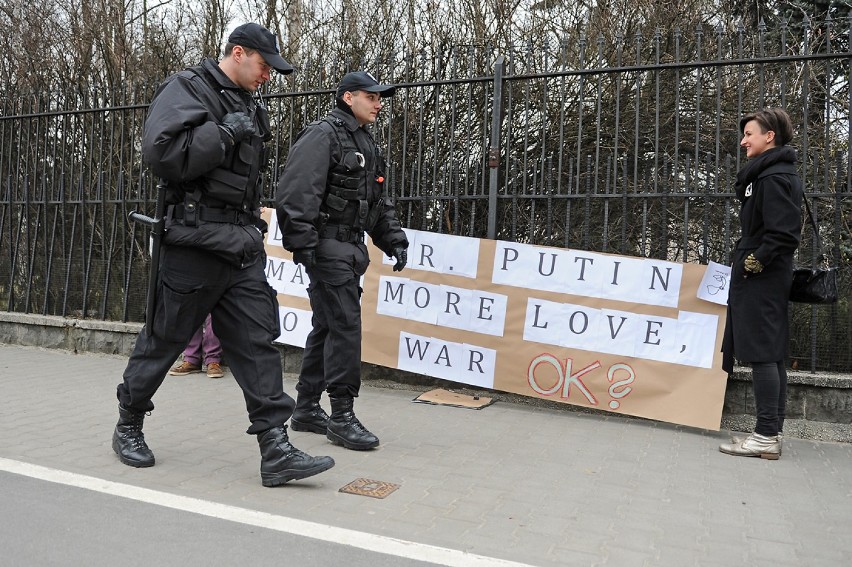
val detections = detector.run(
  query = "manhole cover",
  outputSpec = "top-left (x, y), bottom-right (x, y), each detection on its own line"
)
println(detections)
top-left (339, 478), bottom-right (400, 499)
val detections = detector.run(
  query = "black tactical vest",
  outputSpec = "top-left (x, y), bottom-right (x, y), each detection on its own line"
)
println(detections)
top-left (183, 64), bottom-right (270, 211)
top-left (313, 116), bottom-right (386, 233)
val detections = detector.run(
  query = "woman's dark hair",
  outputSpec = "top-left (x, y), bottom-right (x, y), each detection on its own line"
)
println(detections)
top-left (739, 108), bottom-right (795, 146)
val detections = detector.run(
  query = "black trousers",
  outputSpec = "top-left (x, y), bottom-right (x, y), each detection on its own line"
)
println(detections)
top-left (117, 245), bottom-right (293, 434)
top-left (751, 361), bottom-right (788, 437)
top-left (298, 239), bottom-right (369, 399)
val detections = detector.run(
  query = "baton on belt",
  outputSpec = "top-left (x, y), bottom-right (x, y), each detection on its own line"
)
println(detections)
top-left (128, 182), bottom-right (167, 336)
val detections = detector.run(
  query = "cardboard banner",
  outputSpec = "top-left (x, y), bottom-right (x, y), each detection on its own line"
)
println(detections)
top-left (262, 211), bottom-right (729, 431)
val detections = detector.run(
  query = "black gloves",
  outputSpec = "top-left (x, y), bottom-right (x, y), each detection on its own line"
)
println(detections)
top-left (391, 247), bottom-right (407, 272)
top-left (218, 112), bottom-right (255, 146)
top-left (293, 248), bottom-right (316, 269)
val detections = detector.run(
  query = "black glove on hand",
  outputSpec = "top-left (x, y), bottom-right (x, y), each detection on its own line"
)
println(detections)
top-left (219, 112), bottom-right (255, 145)
top-left (293, 248), bottom-right (316, 269)
top-left (391, 247), bottom-right (407, 272)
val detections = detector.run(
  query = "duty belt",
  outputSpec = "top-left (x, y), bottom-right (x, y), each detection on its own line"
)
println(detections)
top-left (319, 224), bottom-right (365, 244)
top-left (169, 204), bottom-right (257, 226)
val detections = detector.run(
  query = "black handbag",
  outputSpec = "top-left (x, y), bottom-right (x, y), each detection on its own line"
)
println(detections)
top-left (789, 195), bottom-right (838, 304)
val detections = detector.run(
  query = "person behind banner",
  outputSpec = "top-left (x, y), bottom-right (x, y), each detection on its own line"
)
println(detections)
top-left (112, 23), bottom-right (334, 486)
top-left (719, 108), bottom-right (803, 460)
top-left (275, 71), bottom-right (408, 451)
top-left (169, 314), bottom-right (225, 378)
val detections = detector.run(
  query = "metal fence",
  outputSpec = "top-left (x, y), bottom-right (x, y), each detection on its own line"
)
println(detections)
top-left (1, 18), bottom-right (850, 372)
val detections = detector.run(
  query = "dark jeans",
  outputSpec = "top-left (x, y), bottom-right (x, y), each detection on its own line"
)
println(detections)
top-left (117, 245), bottom-right (294, 434)
top-left (752, 361), bottom-right (788, 436)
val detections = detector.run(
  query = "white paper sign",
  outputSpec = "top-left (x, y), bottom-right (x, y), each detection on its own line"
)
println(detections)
top-left (523, 297), bottom-right (718, 368)
top-left (397, 331), bottom-right (496, 388)
top-left (265, 256), bottom-right (310, 298)
top-left (493, 241), bottom-right (683, 308)
top-left (382, 229), bottom-right (480, 278)
top-left (266, 211), bottom-right (285, 248)
top-left (697, 261), bottom-right (731, 305)
top-left (275, 306), bottom-right (313, 347)
top-left (377, 276), bottom-right (507, 336)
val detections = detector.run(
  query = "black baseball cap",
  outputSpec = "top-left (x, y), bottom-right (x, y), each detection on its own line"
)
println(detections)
top-left (336, 71), bottom-right (396, 98)
top-left (228, 23), bottom-right (294, 75)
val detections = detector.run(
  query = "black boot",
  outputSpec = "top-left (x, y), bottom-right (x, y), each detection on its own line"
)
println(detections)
top-left (112, 405), bottom-right (155, 467)
top-left (257, 425), bottom-right (335, 487)
top-left (327, 396), bottom-right (379, 451)
top-left (290, 393), bottom-right (329, 434)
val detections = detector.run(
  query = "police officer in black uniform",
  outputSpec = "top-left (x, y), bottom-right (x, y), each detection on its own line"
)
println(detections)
top-left (112, 23), bottom-right (335, 487)
top-left (275, 71), bottom-right (408, 451)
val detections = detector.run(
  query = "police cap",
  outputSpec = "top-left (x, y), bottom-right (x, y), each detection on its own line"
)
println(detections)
top-left (336, 71), bottom-right (396, 98)
top-left (228, 23), bottom-right (294, 75)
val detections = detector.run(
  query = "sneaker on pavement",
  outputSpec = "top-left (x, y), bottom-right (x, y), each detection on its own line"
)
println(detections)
top-left (731, 432), bottom-right (783, 455)
top-left (206, 362), bottom-right (224, 378)
top-left (169, 361), bottom-right (202, 376)
top-left (719, 432), bottom-right (781, 460)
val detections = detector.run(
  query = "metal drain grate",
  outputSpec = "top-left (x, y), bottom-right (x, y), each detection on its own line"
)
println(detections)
top-left (338, 478), bottom-right (400, 499)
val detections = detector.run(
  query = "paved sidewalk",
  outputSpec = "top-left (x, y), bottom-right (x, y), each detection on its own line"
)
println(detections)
top-left (1, 344), bottom-right (851, 566)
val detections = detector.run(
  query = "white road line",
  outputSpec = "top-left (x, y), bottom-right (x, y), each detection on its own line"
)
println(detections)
top-left (0, 457), bottom-right (533, 567)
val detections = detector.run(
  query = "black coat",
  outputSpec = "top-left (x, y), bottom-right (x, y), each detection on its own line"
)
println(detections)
top-left (722, 146), bottom-right (803, 372)
top-left (142, 58), bottom-right (269, 211)
top-left (274, 108), bottom-right (407, 257)
top-left (142, 58), bottom-right (272, 267)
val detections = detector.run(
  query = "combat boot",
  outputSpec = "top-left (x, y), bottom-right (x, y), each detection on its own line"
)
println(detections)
top-left (257, 425), bottom-right (335, 487)
top-left (112, 404), bottom-right (155, 467)
top-left (290, 393), bottom-right (329, 434)
top-left (327, 396), bottom-right (379, 451)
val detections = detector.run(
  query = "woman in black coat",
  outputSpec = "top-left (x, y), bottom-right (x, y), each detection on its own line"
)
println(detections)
top-left (719, 108), bottom-right (803, 460)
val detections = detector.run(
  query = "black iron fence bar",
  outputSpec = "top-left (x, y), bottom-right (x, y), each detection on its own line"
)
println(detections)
top-left (0, 104), bottom-right (150, 121)
top-left (1, 169), bottom-right (844, 204)
top-left (393, 190), bottom-right (841, 202)
top-left (4, 49), bottom-right (849, 122)
top-left (430, 65), bottom-right (443, 231)
top-left (266, 77), bottom-right (497, 99)
top-left (503, 51), bottom-right (852, 80)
